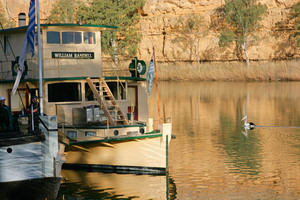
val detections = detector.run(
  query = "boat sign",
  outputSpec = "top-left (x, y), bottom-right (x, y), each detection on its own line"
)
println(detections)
top-left (52, 52), bottom-right (94, 59)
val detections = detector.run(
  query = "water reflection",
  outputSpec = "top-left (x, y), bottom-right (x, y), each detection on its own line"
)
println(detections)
top-left (148, 81), bottom-right (300, 199)
top-left (58, 169), bottom-right (177, 199)
top-left (0, 178), bottom-right (61, 200)
top-left (56, 81), bottom-right (300, 199)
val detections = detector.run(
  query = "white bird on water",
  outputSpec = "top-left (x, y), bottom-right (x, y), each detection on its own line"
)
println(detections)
top-left (242, 115), bottom-right (255, 130)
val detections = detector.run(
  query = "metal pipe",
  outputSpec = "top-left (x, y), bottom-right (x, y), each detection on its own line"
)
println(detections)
top-left (166, 134), bottom-right (169, 173)
top-left (37, 0), bottom-right (43, 116)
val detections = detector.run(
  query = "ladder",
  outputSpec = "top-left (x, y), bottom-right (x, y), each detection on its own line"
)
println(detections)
top-left (86, 77), bottom-right (129, 126)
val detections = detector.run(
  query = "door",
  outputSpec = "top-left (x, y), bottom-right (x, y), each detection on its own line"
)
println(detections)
top-left (127, 86), bottom-right (138, 120)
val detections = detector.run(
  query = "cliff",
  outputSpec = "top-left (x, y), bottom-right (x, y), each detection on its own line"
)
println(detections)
top-left (1, 0), bottom-right (299, 62)
top-left (139, 0), bottom-right (299, 62)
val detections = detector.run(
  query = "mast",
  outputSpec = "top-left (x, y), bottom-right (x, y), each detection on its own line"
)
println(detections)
top-left (36, 0), bottom-right (43, 116)
top-left (153, 47), bottom-right (161, 125)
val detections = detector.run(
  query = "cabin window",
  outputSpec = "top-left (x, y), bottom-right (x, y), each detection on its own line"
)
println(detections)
top-left (84, 82), bottom-right (126, 101)
top-left (85, 82), bottom-right (99, 101)
top-left (84, 32), bottom-right (96, 44)
top-left (85, 131), bottom-right (96, 137)
top-left (4, 36), bottom-right (11, 55)
top-left (62, 32), bottom-right (82, 44)
top-left (107, 82), bottom-right (126, 100)
top-left (47, 31), bottom-right (60, 44)
top-left (46, 31), bottom-right (96, 45)
top-left (67, 131), bottom-right (77, 138)
top-left (48, 82), bottom-right (81, 102)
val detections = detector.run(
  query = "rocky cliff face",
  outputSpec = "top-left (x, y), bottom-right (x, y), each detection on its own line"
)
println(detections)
top-left (2, 0), bottom-right (299, 62)
top-left (139, 0), bottom-right (299, 62)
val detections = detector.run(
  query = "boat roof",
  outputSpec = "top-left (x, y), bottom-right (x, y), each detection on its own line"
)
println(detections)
top-left (0, 23), bottom-right (118, 33)
top-left (0, 76), bottom-right (146, 84)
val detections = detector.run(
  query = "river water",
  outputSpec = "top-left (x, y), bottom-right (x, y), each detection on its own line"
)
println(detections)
top-left (49, 81), bottom-right (300, 199)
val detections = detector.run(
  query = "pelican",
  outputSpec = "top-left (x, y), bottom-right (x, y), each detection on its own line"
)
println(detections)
top-left (242, 115), bottom-right (255, 130)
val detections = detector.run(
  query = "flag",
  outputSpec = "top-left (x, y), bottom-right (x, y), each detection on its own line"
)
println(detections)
top-left (146, 53), bottom-right (155, 96)
top-left (12, 0), bottom-right (35, 95)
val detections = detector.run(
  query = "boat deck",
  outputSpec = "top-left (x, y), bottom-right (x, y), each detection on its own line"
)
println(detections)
top-left (59, 121), bottom-right (146, 129)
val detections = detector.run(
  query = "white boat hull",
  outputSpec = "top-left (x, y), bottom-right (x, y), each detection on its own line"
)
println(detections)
top-left (0, 115), bottom-right (65, 183)
top-left (1, 142), bottom-right (45, 182)
top-left (63, 123), bottom-right (172, 174)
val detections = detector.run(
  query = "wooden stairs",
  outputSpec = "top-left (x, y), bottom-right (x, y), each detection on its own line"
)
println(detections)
top-left (86, 77), bottom-right (129, 126)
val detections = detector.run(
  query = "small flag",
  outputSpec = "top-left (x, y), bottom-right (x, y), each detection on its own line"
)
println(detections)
top-left (12, 0), bottom-right (35, 95)
top-left (146, 53), bottom-right (155, 96)
top-left (27, 0), bottom-right (36, 57)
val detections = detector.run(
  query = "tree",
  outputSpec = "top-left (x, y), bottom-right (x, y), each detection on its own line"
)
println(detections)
top-left (218, 0), bottom-right (267, 68)
top-left (77, 0), bottom-right (145, 62)
top-left (172, 14), bottom-right (206, 66)
top-left (0, 2), bottom-right (14, 28)
top-left (47, 0), bottom-right (85, 23)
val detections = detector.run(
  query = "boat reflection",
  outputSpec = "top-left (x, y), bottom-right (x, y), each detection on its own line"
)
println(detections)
top-left (58, 169), bottom-right (177, 199)
top-left (0, 177), bottom-right (61, 200)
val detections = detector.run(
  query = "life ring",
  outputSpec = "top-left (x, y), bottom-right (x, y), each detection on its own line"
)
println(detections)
top-left (137, 60), bottom-right (146, 75)
top-left (11, 56), bottom-right (28, 76)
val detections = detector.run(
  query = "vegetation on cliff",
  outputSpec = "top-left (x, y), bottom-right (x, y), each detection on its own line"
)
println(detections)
top-left (162, 0), bottom-right (268, 68)
top-left (292, 1), bottom-right (300, 46)
top-left (47, 0), bottom-right (84, 23)
top-left (171, 14), bottom-right (207, 67)
top-left (47, 0), bottom-right (145, 62)
top-left (0, 2), bottom-right (14, 28)
top-left (218, 0), bottom-right (267, 68)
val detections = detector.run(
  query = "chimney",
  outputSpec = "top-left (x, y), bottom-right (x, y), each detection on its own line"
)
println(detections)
top-left (18, 13), bottom-right (26, 27)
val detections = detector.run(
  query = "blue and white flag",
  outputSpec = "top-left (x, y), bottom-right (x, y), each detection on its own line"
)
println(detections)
top-left (12, 0), bottom-right (35, 95)
top-left (146, 54), bottom-right (155, 96)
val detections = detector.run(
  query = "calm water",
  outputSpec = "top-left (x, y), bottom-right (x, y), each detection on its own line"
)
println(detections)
top-left (12, 81), bottom-right (300, 199)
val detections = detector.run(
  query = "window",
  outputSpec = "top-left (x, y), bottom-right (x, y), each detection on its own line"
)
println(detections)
top-left (85, 131), bottom-right (96, 137)
top-left (85, 82), bottom-right (98, 101)
top-left (47, 31), bottom-right (60, 44)
top-left (67, 131), bottom-right (77, 138)
top-left (62, 32), bottom-right (82, 44)
top-left (48, 82), bottom-right (81, 102)
top-left (4, 36), bottom-right (11, 55)
top-left (84, 32), bottom-right (96, 44)
top-left (46, 31), bottom-right (96, 45)
top-left (107, 82), bottom-right (126, 100)
top-left (85, 82), bottom-right (126, 101)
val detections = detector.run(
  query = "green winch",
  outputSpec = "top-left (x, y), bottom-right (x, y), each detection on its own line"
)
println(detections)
top-left (129, 57), bottom-right (146, 78)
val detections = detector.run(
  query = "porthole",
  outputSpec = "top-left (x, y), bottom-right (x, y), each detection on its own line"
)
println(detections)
top-left (114, 130), bottom-right (119, 136)
top-left (7, 148), bottom-right (12, 153)
top-left (140, 128), bottom-right (145, 134)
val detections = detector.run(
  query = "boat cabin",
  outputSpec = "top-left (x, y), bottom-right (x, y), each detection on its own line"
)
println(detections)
top-left (0, 23), bottom-right (149, 133)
